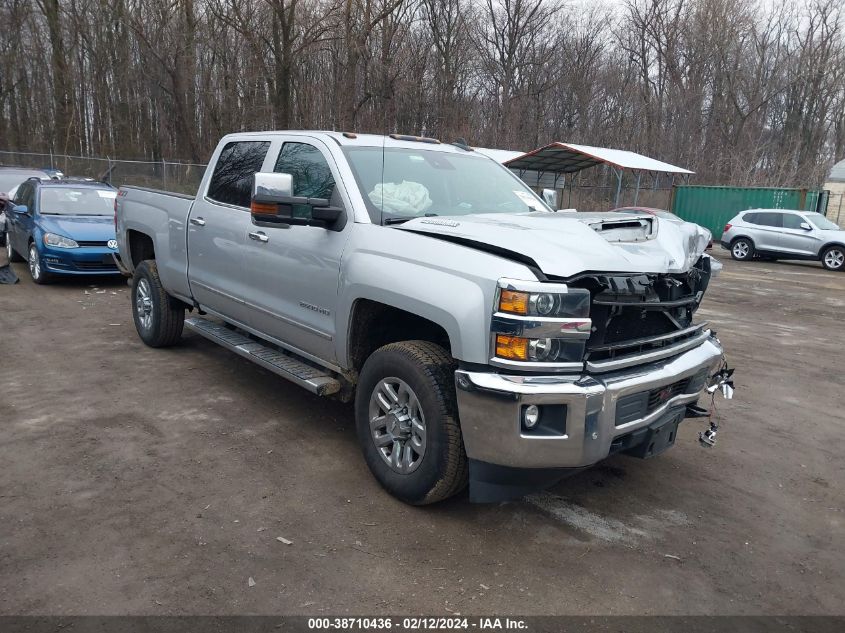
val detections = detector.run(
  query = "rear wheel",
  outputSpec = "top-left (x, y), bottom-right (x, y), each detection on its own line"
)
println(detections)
top-left (6, 236), bottom-right (24, 262)
top-left (355, 341), bottom-right (468, 505)
top-left (28, 243), bottom-right (53, 284)
top-left (131, 259), bottom-right (185, 347)
top-left (730, 238), bottom-right (754, 261)
top-left (821, 245), bottom-right (845, 271)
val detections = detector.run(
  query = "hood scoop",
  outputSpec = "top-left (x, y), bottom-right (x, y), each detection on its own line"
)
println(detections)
top-left (580, 215), bottom-right (655, 243)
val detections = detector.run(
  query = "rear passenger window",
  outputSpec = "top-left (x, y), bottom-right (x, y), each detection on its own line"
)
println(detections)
top-left (744, 213), bottom-right (759, 224)
top-left (207, 141), bottom-right (270, 208)
top-left (756, 212), bottom-right (782, 228)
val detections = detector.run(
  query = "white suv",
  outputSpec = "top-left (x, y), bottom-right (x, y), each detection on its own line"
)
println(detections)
top-left (720, 209), bottom-right (845, 271)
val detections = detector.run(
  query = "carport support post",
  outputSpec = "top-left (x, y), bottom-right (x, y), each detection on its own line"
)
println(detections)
top-left (633, 172), bottom-right (642, 205)
top-left (614, 168), bottom-right (623, 208)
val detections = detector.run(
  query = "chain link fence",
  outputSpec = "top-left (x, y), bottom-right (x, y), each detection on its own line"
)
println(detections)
top-left (0, 150), bottom-right (206, 195)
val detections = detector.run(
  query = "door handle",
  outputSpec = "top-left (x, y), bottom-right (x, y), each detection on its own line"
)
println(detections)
top-left (190, 217), bottom-right (206, 226)
top-left (248, 231), bottom-right (269, 243)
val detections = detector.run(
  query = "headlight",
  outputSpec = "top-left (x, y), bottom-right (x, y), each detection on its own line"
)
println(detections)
top-left (493, 279), bottom-right (593, 367)
top-left (43, 233), bottom-right (79, 248)
top-left (498, 288), bottom-right (590, 318)
top-left (495, 334), bottom-right (585, 363)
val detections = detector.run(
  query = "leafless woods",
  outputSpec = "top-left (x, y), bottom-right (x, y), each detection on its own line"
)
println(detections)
top-left (1, 0), bottom-right (843, 185)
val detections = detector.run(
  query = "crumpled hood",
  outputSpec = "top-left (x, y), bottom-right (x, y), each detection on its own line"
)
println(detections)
top-left (38, 215), bottom-right (116, 242)
top-left (398, 212), bottom-right (711, 278)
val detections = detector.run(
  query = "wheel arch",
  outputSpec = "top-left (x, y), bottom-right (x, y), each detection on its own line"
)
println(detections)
top-left (126, 229), bottom-right (156, 268)
top-left (346, 299), bottom-right (453, 374)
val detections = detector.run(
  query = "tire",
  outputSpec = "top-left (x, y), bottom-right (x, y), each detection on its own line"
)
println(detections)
top-left (355, 341), bottom-right (468, 505)
top-left (131, 259), bottom-right (185, 347)
top-left (730, 238), bottom-right (754, 261)
top-left (6, 236), bottom-right (24, 262)
top-left (28, 243), bottom-right (53, 284)
top-left (821, 245), bottom-right (845, 272)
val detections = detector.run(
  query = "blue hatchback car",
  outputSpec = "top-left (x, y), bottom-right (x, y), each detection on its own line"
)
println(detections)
top-left (5, 178), bottom-right (121, 283)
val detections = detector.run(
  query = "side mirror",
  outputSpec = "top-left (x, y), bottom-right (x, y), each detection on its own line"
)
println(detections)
top-left (541, 188), bottom-right (557, 207)
top-left (800, 222), bottom-right (812, 231)
top-left (251, 172), bottom-right (343, 229)
top-left (12, 204), bottom-right (29, 215)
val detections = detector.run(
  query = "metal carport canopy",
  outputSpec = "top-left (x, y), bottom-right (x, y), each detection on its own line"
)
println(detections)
top-left (504, 142), bottom-right (693, 175)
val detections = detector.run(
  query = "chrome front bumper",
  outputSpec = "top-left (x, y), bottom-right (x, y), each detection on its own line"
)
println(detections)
top-left (455, 336), bottom-right (724, 469)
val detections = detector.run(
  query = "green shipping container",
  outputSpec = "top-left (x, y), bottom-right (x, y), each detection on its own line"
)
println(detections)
top-left (670, 186), bottom-right (827, 238)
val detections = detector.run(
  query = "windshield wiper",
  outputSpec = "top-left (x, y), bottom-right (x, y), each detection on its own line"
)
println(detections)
top-left (384, 213), bottom-right (439, 226)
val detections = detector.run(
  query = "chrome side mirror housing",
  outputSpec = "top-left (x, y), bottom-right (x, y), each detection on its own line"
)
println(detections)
top-left (252, 172), bottom-right (293, 205)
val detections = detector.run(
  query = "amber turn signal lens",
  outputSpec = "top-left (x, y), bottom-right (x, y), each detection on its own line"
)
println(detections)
top-left (251, 201), bottom-right (278, 215)
top-left (495, 334), bottom-right (529, 361)
top-left (499, 290), bottom-right (528, 315)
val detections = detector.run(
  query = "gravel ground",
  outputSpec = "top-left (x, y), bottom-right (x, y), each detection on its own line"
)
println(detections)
top-left (0, 250), bottom-right (842, 616)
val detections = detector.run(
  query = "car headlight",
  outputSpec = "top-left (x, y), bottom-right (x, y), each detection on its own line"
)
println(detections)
top-left (43, 233), bottom-right (79, 248)
top-left (493, 279), bottom-right (592, 367)
top-left (495, 334), bottom-right (585, 362)
top-left (498, 288), bottom-right (590, 318)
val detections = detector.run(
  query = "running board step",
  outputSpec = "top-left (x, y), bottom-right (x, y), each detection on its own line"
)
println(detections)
top-left (184, 317), bottom-right (341, 396)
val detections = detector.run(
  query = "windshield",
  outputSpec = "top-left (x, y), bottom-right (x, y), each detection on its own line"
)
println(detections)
top-left (806, 213), bottom-right (841, 230)
top-left (39, 187), bottom-right (116, 216)
top-left (342, 147), bottom-right (550, 224)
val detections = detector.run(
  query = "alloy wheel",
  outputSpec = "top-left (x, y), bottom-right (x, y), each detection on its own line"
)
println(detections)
top-left (368, 377), bottom-right (427, 474)
top-left (824, 248), bottom-right (844, 270)
top-left (28, 245), bottom-right (40, 280)
top-left (135, 278), bottom-right (154, 330)
top-left (732, 241), bottom-right (749, 259)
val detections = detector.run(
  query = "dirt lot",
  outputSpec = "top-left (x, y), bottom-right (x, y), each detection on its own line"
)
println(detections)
top-left (0, 251), bottom-right (843, 616)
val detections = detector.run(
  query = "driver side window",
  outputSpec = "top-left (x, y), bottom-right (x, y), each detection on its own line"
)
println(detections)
top-left (15, 183), bottom-right (34, 209)
top-left (782, 213), bottom-right (805, 229)
top-left (274, 142), bottom-right (337, 219)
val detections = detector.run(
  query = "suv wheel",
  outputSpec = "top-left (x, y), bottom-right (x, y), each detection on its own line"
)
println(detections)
top-left (821, 245), bottom-right (845, 271)
top-left (28, 243), bottom-right (53, 284)
top-left (730, 238), bottom-right (754, 261)
top-left (355, 341), bottom-right (468, 505)
top-left (131, 260), bottom-right (185, 347)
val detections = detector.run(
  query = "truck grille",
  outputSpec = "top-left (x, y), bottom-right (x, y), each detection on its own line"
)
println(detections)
top-left (569, 256), bottom-right (713, 372)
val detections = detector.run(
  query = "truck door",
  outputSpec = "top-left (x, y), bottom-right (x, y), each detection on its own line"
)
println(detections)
top-left (187, 140), bottom-right (272, 325)
top-left (240, 137), bottom-right (352, 364)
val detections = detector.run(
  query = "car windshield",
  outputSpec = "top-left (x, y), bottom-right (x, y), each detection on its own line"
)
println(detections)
top-left (39, 187), bottom-right (116, 216)
top-left (342, 147), bottom-right (550, 224)
top-left (806, 213), bottom-right (840, 230)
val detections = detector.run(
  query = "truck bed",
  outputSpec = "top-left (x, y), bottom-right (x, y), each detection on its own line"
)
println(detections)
top-left (116, 186), bottom-right (195, 301)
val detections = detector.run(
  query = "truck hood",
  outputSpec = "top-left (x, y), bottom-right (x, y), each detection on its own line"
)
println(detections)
top-left (398, 212), bottom-right (711, 278)
top-left (38, 214), bottom-right (116, 242)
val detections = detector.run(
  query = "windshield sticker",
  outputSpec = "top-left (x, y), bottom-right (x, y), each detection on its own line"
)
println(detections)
top-left (97, 190), bottom-right (118, 198)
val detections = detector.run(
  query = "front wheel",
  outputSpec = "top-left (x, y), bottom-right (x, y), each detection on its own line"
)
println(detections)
top-left (355, 341), bottom-right (468, 505)
top-left (730, 238), bottom-right (754, 261)
top-left (131, 259), bottom-right (185, 347)
top-left (28, 243), bottom-right (53, 284)
top-left (821, 245), bottom-right (845, 271)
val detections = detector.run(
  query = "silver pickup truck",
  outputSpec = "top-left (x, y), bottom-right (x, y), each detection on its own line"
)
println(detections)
top-left (115, 131), bottom-right (728, 504)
